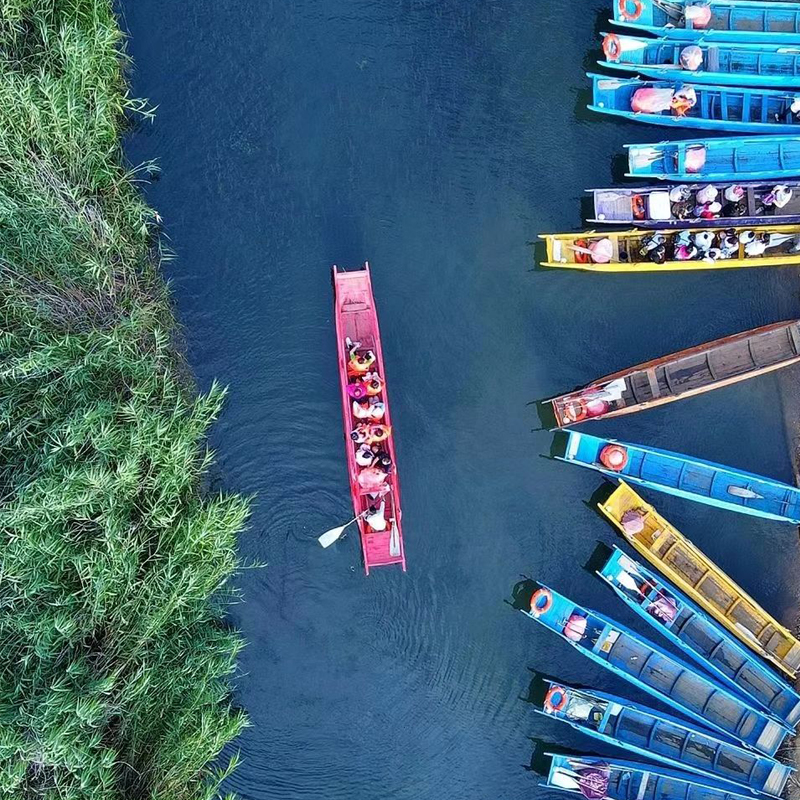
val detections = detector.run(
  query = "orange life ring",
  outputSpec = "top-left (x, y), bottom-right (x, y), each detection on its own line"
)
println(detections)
top-left (530, 587), bottom-right (553, 616)
top-left (544, 685), bottom-right (569, 714)
top-left (563, 399), bottom-right (587, 423)
top-left (600, 443), bottom-right (629, 472)
top-left (618, 0), bottom-right (644, 21)
top-left (602, 34), bottom-right (622, 62)
top-left (574, 239), bottom-right (591, 265)
top-left (631, 194), bottom-right (646, 220)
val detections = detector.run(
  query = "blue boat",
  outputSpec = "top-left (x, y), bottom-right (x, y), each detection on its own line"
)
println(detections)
top-left (626, 136), bottom-right (800, 182)
top-left (589, 74), bottom-right (800, 134)
top-left (556, 431), bottom-right (800, 523)
top-left (545, 753), bottom-right (780, 800)
top-left (522, 584), bottom-right (788, 754)
top-left (598, 546), bottom-right (800, 727)
top-left (599, 33), bottom-right (800, 89)
top-left (611, 0), bottom-right (800, 44)
top-left (535, 681), bottom-right (791, 795)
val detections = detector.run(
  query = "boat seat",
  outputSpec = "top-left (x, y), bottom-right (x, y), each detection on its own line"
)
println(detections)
top-left (647, 191), bottom-right (672, 220)
top-left (706, 46), bottom-right (720, 73)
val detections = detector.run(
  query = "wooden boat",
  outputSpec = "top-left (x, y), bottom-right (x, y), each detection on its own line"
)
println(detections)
top-left (546, 753), bottom-right (771, 800)
top-left (547, 320), bottom-right (800, 428)
top-left (522, 584), bottom-right (788, 754)
top-left (333, 263), bottom-right (405, 574)
top-left (540, 225), bottom-right (800, 272)
top-left (535, 680), bottom-right (791, 794)
top-left (599, 33), bottom-right (800, 88)
top-left (557, 431), bottom-right (800, 523)
top-left (598, 545), bottom-right (800, 727)
top-left (611, 0), bottom-right (800, 44)
top-left (627, 136), bottom-right (800, 182)
top-left (588, 182), bottom-right (800, 227)
top-left (589, 74), bottom-right (800, 134)
top-left (599, 481), bottom-right (800, 677)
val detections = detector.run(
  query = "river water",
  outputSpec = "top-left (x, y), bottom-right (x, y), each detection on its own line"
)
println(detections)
top-left (121, 2), bottom-right (800, 798)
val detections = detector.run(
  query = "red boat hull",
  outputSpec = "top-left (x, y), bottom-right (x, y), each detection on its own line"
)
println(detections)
top-left (333, 263), bottom-right (405, 574)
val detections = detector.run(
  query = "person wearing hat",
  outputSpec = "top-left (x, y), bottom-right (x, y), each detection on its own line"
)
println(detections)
top-left (693, 230), bottom-right (715, 251)
top-left (696, 184), bottom-right (718, 205)
top-left (695, 201), bottom-right (722, 220)
top-left (719, 231), bottom-right (740, 258)
top-left (723, 185), bottom-right (746, 217)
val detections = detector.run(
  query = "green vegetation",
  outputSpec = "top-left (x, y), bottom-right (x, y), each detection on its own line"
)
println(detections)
top-left (0, 1), bottom-right (249, 798)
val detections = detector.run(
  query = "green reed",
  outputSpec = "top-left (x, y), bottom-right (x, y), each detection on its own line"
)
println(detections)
top-left (0, 2), bottom-right (250, 798)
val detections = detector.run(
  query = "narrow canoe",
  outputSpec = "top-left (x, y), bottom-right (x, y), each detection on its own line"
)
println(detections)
top-left (589, 74), bottom-right (800, 134)
top-left (333, 263), bottom-right (405, 574)
top-left (599, 33), bottom-right (800, 88)
top-left (522, 584), bottom-right (788, 754)
top-left (611, 0), bottom-right (800, 44)
top-left (557, 431), bottom-right (800, 523)
top-left (588, 182), bottom-right (800, 227)
top-left (627, 136), bottom-right (800, 182)
top-left (598, 546), bottom-right (800, 727)
top-left (548, 320), bottom-right (800, 428)
top-left (546, 753), bottom-right (780, 800)
top-left (540, 225), bottom-right (800, 271)
top-left (599, 481), bottom-right (800, 677)
top-left (536, 681), bottom-right (791, 794)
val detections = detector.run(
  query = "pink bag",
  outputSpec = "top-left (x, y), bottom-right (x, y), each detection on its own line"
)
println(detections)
top-left (631, 88), bottom-right (674, 114)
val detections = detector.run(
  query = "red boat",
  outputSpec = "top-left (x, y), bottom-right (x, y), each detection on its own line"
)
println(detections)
top-left (333, 263), bottom-right (405, 574)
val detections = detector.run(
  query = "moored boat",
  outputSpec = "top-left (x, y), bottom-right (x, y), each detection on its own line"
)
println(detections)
top-left (548, 320), bottom-right (800, 428)
top-left (626, 136), bottom-right (800, 182)
top-left (556, 431), bottom-right (800, 523)
top-left (599, 480), bottom-right (800, 677)
top-left (599, 33), bottom-right (800, 89)
top-left (333, 263), bottom-right (405, 574)
top-left (589, 74), bottom-right (800, 134)
top-left (598, 546), bottom-right (800, 727)
top-left (540, 225), bottom-right (800, 271)
top-left (535, 681), bottom-right (791, 794)
top-left (588, 182), bottom-right (800, 228)
top-left (521, 583), bottom-right (788, 754)
top-left (546, 752), bottom-right (772, 800)
top-left (610, 0), bottom-right (800, 44)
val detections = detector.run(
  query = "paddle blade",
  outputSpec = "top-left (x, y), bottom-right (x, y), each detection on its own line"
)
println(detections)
top-left (318, 525), bottom-right (346, 548)
top-left (389, 522), bottom-right (401, 557)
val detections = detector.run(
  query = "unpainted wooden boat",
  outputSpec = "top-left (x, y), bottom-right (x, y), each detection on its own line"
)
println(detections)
top-left (627, 136), bottom-right (800, 182)
top-left (589, 74), bottom-right (800, 134)
top-left (536, 680), bottom-right (791, 794)
top-left (540, 224), bottom-right (800, 271)
top-left (557, 431), bottom-right (800, 523)
top-left (599, 481), bottom-right (800, 677)
top-left (521, 583), bottom-right (788, 754)
top-left (546, 753), bottom-right (772, 800)
top-left (589, 182), bottom-right (800, 227)
top-left (548, 320), bottom-right (800, 427)
top-left (599, 32), bottom-right (800, 88)
top-left (611, 0), bottom-right (800, 44)
top-left (333, 263), bottom-right (405, 574)
top-left (599, 545), bottom-right (800, 727)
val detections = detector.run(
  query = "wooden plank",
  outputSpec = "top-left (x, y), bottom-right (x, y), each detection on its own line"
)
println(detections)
top-left (788, 322), bottom-right (800, 355)
top-left (645, 367), bottom-right (660, 399)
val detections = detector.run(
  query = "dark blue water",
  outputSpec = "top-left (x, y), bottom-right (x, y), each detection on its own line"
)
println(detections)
top-left (121, 2), bottom-right (800, 798)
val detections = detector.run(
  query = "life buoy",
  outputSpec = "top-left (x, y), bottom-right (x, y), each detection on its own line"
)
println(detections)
top-left (544, 685), bottom-right (568, 714)
top-left (562, 399), bottom-right (587, 424)
top-left (367, 424), bottom-right (391, 444)
top-left (631, 194), bottom-right (646, 220)
top-left (618, 0), bottom-right (644, 21)
top-left (530, 587), bottom-right (553, 616)
top-left (600, 443), bottom-right (629, 472)
top-left (574, 239), bottom-right (591, 265)
top-left (602, 34), bottom-right (622, 62)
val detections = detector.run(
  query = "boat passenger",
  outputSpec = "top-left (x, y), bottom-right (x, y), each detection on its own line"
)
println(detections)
top-left (372, 448), bottom-right (393, 471)
top-left (695, 184), bottom-right (718, 205)
top-left (349, 349), bottom-right (376, 374)
top-left (355, 444), bottom-right (375, 467)
top-left (363, 372), bottom-right (383, 397)
top-left (679, 45), bottom-right (702, 72)
top-left (365, 423), bottom-right (391, 444)
top-left (744, 233), bottom-right (768, 257)
top-left (670, 87), bottom-right (696, 117)
top-left (357, 466), bottom-right (387, 492)
top-left (367, 399), bottom-right (385, 420)
top-left (723, 185), bottom-right (746, 217)
top-left (693, 230), bottom-right (715, 251)
top-left (763, 184), bottom-right (793, 212)
top-left (719, 231), bottom-right (739, 258)
top-left (350, 424), bottom-right (371, 444)
top-left (669, 185), bottom-right (692, 219)
top-left (694, 201), bottom-right (721, 220)
top-left (353, 400), bottom-right (373, 420)
top-left (675, 243), bottom-right (698, 261)
top-left (347, 381), bottom-right (368, 400)
top-left (703, 247), bottom-right (722, 263)
top-left (365, 501), bottom-right (387, 532)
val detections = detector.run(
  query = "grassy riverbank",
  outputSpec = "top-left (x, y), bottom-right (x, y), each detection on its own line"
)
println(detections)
top-left (0, 1), bottom-right (249, 798)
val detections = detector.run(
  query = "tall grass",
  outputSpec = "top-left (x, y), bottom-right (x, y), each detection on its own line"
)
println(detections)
top-left (0, 2), bottom-right (250, 798)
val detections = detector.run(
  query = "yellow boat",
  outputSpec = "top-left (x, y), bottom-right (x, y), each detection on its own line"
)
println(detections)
top-left (599, 480), bottom-right (800, 678)
top-left (540, 224), bottom-right (800, 272)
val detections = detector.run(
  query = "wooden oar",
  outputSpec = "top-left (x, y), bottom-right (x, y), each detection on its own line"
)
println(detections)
top-left (318, 511), bottom-right (366, 548)
top-left (389, 520), bottom-right (401, 557)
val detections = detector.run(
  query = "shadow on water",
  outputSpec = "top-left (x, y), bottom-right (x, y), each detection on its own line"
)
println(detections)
top-left (527, 739), bottom-right (607, 776)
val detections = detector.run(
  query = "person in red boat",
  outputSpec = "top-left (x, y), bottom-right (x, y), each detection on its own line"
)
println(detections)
top-left (358, 466), bottom-right (388, 492)
top-left (365, 501), bottom-right (387, 532)
top-left (346, 337), bottom-right (376, 374)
